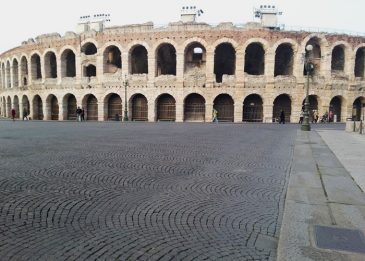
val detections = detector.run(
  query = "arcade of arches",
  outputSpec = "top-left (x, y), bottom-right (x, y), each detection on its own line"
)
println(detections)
top-left (2, 93), bottom-right (363, 122)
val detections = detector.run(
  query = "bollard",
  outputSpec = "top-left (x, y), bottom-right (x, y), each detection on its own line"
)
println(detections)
top-left (360, 120), bottom-right (363, 134)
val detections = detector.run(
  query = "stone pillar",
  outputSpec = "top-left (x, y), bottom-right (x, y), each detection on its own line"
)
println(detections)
top-left (18, 61), bottom-right (24, 87)
top-left (98, 102), bottom-right (104, 121)
top-left (235, 48), bottom-right (245, 85)
top-left (43, 98), bottom-right (50, 120)
top-left (263, 104), bottom-right (273, 123)
top-left (41, 56), bottom-right (46, 83)
top-left (265, 50), bottom-right (275, 78)
top-left (19, 103), bottom-right (24, 120)
top-left (59, 100), bottom-right (66, 121)
top-left (96, 55), bottom-right (103, 82)
top-left (205, 103), bottom-right (213, 122)
top-left (205, 50), bottom-right (215, 87)
top-left (176, 51), bottom-right (184, 83)
top-left (148, 52), bottom-right (155, 83)
top-left (10, 65), bottom-right (14, 88)
top-left (5, 101), bottom-right (9, 117)
top-left (175, 102), bottom-right (183, 122)
top-left (148, 101), bottom-right (155, 122)
top-left (57, 57), bottom-right (62, 85)
top-left (234, 103), bottom-right (242, 123)
top-left (121, 52), bottom-right (128, 77)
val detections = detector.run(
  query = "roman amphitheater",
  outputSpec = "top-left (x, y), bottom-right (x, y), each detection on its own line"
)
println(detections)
top-left (1, 8), bottom-right (365, 123)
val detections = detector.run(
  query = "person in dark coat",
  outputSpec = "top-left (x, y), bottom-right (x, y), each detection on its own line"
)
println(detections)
top-left (279, 110), bottom-right (285, 124)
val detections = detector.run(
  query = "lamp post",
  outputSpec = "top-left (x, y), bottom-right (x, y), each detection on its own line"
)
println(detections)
top-left (123, 74), bottom-right (129, 121)
top-left (301, 44), bottom-right (314, 131)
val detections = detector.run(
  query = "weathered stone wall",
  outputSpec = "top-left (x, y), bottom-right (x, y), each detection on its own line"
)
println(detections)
top-left (1, 22), bottom-right (365, 122)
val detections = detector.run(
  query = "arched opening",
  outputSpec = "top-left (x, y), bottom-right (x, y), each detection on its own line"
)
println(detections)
top-left (273, 94), bottom-right (291, 122)
top-left (245, 43), bottom-right (265, 75)
top-left (214, 43), bottom-right (236, 83)
top-left (157, 94), bottom-right (176, 121)
top-left (243, 94), bottom-right (263, 122)
top-left (331, 45), bottom-right (345, 72)
top-left (6, 61), bottom-right (11, 87)
top-left (61, 49), bottom-right (76, 77)
top-left (274, 44), bottom-right (294, 76)
top-left (82, 42), bottom-right (97, 55)
top-left (156, 44), bottom-right (176, 76)
top-left (85, 95), bottom-right (98, 121)
top-left (329, 96), bottom-right (342, 122)
top-left (31, 54), bottom-right (42, 80)
top-left (103, 46), bottom-right (121, 74)
top-left (304, 38), bottom-right (321, 75)
top-left (131, 94), bottom-right (148, 121)
top-left (22, 95), bottom-right (30, 118)
top-left (6, 96), bottom-right (11, 117)
top-left (64, 94), bottom-right (77, 120)
top-left (184, 42), bottom-right (206, 73)
top-left (355, 48), bottom-right (365, 78)
top-left (44, 52), bottom-right (57, 78)
top-left (130, 45), bottom-right (148, 74)
top-left (184, 93), bottom-right (205, 122)
top-left (84, 65), bottom-right (96, 77)
top-left (12, 59), bottom-right (19, 87)
top-left (107, 93), bottom-right (122, 120)
top-left (353, 97), bottom-right (365, 121)
top-left (33, 95), bottom-right (43, 120)
top-left (302, 95), bottom-right (318, 122)
top-left (20, 57), bottom-right (29, 85)
top-left (48, 95), bottom-right (59, 120)
top-left (213, 94), bottom-right (234, 122)
top-left (13, 96), bottom-right (19, 119)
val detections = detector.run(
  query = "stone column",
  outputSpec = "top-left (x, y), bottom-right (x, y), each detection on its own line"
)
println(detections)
top-left (57, 57), bottom-right (62, 85)
top-left (205, 103), bottom-right (213, 122)
top-left (98, 102), bottom-right (105, 121)
top-left (19, 103), bottom-right (24, 120)
top-left (234, 103), bottom-right (242, 123)
top-left (10, 65), bottom-right (14, 88)
top-left (43, 98), bottom-right (50, 120)
top-left (148, 101), bottom-right (155, 122)
top-left (263, 104), bottom-right (273, 123)
top-left (205, 50), bottom-right (215, 87)
top-left (148, 52), bottom-right (155, 83)
top-left (121, 52), bottom-right (128, 77)
top-left (96, 55), bottom-right (103, 82)
top-left (176, 51), bottom-right (184, 84)
top-left (265, 50), bottom-right (275, 78)
top-left (41, 56), bottom-right (46, 84)
top-left (175, 102), bottom-right (183, 122)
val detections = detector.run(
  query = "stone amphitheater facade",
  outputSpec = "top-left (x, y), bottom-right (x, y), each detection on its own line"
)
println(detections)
top-left (1, 22), bottom-right (365, 122)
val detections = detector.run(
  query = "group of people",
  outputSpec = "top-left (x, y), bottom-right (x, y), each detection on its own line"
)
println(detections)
top-left (10, 108), bottom-right (30, 121)
top-left (76, 107), bottom-right (85, 122)
top-left (299, 109), bottom-right (334, 124)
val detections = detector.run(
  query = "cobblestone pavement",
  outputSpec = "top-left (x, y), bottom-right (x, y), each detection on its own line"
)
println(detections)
top-left (0, 121), bottom-right (298, 261)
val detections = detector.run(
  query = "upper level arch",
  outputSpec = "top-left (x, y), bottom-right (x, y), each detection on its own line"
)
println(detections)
top-left (214, 42), bottom-right (236, 83)
top-left (155, 42), bottom-right (177, 76)
top-left (81, 41), bottom-right (98, 55)
top-left (102, 44), bottom-right (122, 74)
top-left (244, 42), bottom-right (265, 75)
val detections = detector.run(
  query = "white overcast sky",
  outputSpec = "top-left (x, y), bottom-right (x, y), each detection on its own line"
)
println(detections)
top-left (0, 0), bottom-right (364, 53)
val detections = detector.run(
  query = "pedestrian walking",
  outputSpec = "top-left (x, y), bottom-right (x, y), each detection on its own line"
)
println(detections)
top-left (23, 108), bottom-right (28, 120)
top-left (313, 110), bottom-right (319, 123)
top-left (81, 108), bottom-right (85, 121)
top-left (279, 110), bottom-right (285, 124)
top-left (212, 108), bottom-right (218, 123)
top-left (11, 108), bottom-right (16, 121)
top-left (76, 107), bottom-right (82, 122)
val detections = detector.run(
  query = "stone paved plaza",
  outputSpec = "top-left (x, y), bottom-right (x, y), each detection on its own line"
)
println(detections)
top-left (0, 121), bottom-right (300, 260)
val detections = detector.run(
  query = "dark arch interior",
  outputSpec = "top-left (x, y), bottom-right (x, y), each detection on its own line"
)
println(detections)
top-left (82, 43), bottom-right (97, 55)
top-left (104, 46), bottom-right (121, 73)
top-left (353, 97), bottom-right (364, 121)
top-left (62, 50), bottom-right (76, 77)
top-left (131, 45), bottom-right (148, 74)
top-left (214, 43), bottom-right (236, 83)
top-left (213, 94), bottom-right (234, 122)
top-left (156, 44), bottom-right (176, 76)
top-left (184, 94), bottom-right (205, 121)
top-left (245, 43), bottom-right (265, 76)
top-left (157, 94), bottom-right (176, 121)
top-left (33, 95), bottom-right (43, 120)
top-left (185, 43), bottom-right (206, 72)
top-left (273, 95), bottom-right (291, 122)
top-left (274, 44), bottom-right (293, 76)
top-left (50, 95), bottom-right (59, 120)
top-left (355, 48), bottom-right (365, 78)
top-left (243, 94), bottom-right (263, 122)
top-left (31, 55), bottom-right (42, 80)
top-left (66, 95), bottom-right (77, 120)
top-left (108, 94), bottom-right (122, 120)
top-left (329, 96), bottom-right (342, 122)
top-left (331, 46), bottom-right (345, 72)
top-left (86, 95), bottom-right (98, 121)
top-left (85, 65), bottom-right (96, 77)
top-left (132, 94), bottom-right (148, 121)
top-left (45, 52), bottom-right (57, 78)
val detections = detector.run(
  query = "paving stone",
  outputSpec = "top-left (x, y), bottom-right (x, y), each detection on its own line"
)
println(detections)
top-left (0, 121), bottom-right (298, 260)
